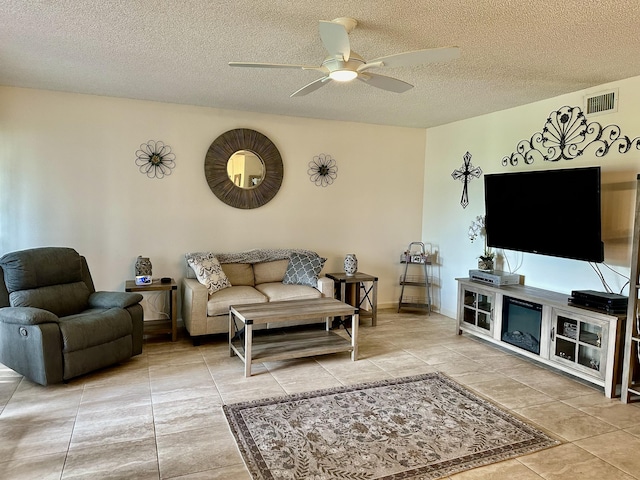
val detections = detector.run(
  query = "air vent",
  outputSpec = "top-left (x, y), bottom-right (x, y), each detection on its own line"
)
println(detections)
top-left (584, 89), bottom-right (618, 116)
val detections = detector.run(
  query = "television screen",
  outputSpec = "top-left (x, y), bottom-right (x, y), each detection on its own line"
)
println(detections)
top-left (484, 166), bottom-right (604, 263)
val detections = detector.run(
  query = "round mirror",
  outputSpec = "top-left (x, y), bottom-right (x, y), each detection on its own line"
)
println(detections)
top-left (205, 129), bottom-right (284, 209)
top-left (226, 150), bottom-right (265, 188)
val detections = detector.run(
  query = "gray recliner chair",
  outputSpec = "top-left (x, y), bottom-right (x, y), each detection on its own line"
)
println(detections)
top-left (0, 247), bottom-right (144, 386)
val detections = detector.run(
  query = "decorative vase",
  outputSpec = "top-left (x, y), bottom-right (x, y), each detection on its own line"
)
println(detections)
top-left (344, 254), bottom-right (358, 276)
top-left (135, 256), bottom-right (152, 276)
top-left (478, 258), bottom-right (493, 271)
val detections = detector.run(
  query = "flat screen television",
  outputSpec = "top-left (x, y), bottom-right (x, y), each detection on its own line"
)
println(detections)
top-left (484, 166), bottom-right (604, 263)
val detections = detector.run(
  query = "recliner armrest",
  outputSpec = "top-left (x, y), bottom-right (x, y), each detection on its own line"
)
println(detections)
top-left (0, 306), bottom-right (59, 325)
top-left (89, 291), bottom-right (143, 309)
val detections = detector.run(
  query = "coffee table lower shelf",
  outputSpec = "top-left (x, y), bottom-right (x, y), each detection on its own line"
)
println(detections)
top-left (231, 329), bottom-right (353, 366)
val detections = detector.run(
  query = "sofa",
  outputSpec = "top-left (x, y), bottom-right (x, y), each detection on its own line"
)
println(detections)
top-left (0, 247), bottom-right (144, 385)
top-left (182, 249), bottom-right (334, 340)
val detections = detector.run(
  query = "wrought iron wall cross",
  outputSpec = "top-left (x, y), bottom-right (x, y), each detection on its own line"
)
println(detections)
top-left (451, 151), bottom-right (482, 209)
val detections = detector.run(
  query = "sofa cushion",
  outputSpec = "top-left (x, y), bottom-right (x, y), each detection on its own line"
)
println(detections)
top-left (207, 286), bottom-right (268, 316)
top-left (221, 263), bottom-right (254, 286)
top-left (187, 256), bottom-right (231, 294)
top-left (282, 253), bottom-right (326, 288)
top-left (9, 281), bottom-right (91, 317)
top-left (255, 282), bottom-right (322, 302)
top-left (254, 259), bottom-right (289, 285)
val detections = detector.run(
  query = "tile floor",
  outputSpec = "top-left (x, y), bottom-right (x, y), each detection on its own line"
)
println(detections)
top-left (1, 309), bottom-right (640, 479)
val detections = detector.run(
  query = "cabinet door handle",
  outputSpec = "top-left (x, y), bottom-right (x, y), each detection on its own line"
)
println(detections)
top-left (551, 327), bottom-right (555, 341)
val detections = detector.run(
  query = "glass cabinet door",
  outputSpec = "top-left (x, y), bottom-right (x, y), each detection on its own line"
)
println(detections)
top-left (578, 322), bottom-right (603, 371)
top-left (551, 309), bottom-right (606, 378)
top-left (462, 288), bottom-right (494, 335)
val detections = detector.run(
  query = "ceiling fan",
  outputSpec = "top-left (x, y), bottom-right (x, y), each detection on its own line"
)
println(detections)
top-left (229, 17), bottom-right (460, 97)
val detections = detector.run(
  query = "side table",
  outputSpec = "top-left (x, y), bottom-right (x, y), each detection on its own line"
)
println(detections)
top-left (125, 278), bottom-right (178, 341)
top-left (325, 272), bottom-right (378, 326)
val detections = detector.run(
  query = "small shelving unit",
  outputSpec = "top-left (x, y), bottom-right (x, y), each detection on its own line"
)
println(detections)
top-left (398, 242), bottom-right (431, 313)
top-left (621, 174), bottom-right (640, 402)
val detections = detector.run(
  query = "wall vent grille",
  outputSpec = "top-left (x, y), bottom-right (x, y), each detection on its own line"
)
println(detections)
top-left (584, 89), bottom-right (618, 116)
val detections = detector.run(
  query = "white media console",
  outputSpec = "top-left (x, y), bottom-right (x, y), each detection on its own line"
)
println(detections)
top-left (456, 278), bottom-right (626, 398)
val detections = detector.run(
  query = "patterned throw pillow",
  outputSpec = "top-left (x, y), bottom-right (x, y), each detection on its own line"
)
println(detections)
top-left (187, 255), bottom-right (232, 294)
top-left (282, 253), bottom-right (326, 288)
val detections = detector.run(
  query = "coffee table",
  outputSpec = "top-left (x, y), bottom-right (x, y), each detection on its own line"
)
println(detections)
top-left (229, 298), bottom-right (359, 377)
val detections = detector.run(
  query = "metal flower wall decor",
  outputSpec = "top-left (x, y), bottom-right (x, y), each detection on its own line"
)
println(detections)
top-left (135, 140), bottom-right (176, 179)
top-left (308, 153), bottom-right (338, 187)
top-left (502, 105), bottom-right (640, 166)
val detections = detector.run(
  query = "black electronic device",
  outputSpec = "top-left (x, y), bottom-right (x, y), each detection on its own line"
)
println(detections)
top-left (161, 277), bottom-right (172, 284)
top-left (484, 166), bottom-right (604, 263)
top-left (569, 290), bottom-right (628, 314)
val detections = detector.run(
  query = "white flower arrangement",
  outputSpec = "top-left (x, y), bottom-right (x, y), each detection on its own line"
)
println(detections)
top-left (468, 215), bottom-right (494, 262)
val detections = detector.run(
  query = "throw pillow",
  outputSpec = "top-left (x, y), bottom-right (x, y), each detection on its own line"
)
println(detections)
top-left (187, 255), bottom-right (232, 294)
top-left (282, 253), bottom-right (326, 288)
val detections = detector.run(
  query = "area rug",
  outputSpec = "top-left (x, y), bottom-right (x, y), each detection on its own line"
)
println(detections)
top-left (223, 372), bottom-right (559, 479)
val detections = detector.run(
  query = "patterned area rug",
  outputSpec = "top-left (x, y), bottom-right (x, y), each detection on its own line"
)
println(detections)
top-left (223, 372), bottom-right (560, 479)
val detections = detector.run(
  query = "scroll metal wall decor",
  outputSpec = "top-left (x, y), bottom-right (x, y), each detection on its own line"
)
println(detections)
top-left (502, 105), bottom-right (640, 167)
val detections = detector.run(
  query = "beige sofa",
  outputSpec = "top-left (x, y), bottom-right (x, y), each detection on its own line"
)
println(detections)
top-left (182, 249), bottom-right (334, 341)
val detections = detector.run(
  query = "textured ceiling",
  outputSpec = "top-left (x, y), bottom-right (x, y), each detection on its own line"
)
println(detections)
top-left (2, 1), bottom-right (640, 128)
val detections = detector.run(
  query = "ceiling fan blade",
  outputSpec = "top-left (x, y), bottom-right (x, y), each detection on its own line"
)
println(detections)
top-left (357, 72), bottom-right (413, 93)
top-left (229, 62), bottom-right (325, 72)
top-left (319, 20), bottom-right (351, 62)
top-left (366, 46), bottom-right (460, 69)
top-left (290, 76), bottom-right (331, 97)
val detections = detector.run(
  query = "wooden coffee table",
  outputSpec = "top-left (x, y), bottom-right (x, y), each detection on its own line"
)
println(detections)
top-left (229, 298), bottom-right (359, 377)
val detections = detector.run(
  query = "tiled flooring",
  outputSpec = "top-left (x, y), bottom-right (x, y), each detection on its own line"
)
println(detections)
top-left (2, 309), bottom-right (640, 479)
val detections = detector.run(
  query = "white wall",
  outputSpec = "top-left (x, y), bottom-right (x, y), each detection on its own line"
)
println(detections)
top-left (0, 86), bottom-right (427, 315)
top-left (424, 75), bottom-right (640, 318)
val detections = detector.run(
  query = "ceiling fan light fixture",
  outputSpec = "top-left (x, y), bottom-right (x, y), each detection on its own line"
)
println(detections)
top-left (329, 70), bottom-right (358, 82)
top-left (230, 17), bottom-right (460, 96)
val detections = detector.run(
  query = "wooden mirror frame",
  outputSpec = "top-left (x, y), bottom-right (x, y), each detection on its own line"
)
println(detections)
top-left (205, 129), bottom-right (284, 209)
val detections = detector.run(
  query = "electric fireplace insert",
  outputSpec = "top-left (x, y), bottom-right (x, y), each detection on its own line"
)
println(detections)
top-left (501, 296), bottom-right (542, 355)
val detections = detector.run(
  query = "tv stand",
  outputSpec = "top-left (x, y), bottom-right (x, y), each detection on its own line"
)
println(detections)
top-left (456, 279), bottom-right (626, 398)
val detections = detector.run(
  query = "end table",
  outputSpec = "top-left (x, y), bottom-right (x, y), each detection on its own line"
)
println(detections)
top-left (325, 272), bottom-right (378, 326)
top-left (125, 278), bottom-right (178, 341)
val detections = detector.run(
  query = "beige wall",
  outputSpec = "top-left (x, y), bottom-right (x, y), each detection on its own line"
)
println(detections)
top-left (424, 75), bottom-right (640, 318)
top-left (0, 86), bottom-right (427, 314)
top-left (5, 75), bottom-right (638, 323)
